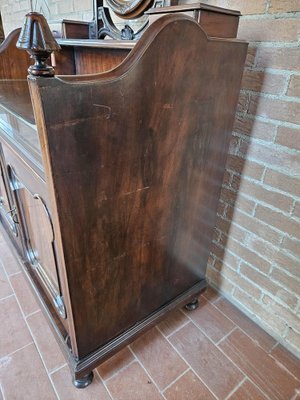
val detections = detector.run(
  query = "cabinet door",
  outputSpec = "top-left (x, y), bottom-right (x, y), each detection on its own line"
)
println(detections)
top-left (9, 166), bottom-right (66, 319)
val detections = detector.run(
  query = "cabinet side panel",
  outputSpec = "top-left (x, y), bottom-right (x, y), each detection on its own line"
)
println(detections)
top-left (30, 16), bottom-right (248, 358)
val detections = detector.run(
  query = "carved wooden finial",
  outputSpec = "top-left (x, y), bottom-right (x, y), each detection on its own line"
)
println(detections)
top-left (16, 12), bottom-right (60, 77)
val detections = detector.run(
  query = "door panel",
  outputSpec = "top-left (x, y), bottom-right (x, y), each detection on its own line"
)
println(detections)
top-left (9, 167), bottom-right (66, 318)
top-left (1, 140), bottom-right (66, 319)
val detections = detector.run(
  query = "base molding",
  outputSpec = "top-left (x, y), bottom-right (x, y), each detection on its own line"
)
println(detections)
top-left (72, 279), bottom-right (207, 379)
top-left (0, 221), bottom-right (207, 382)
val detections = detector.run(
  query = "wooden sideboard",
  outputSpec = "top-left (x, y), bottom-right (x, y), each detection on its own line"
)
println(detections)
top-left (0, 6), bottom-right (248, 388)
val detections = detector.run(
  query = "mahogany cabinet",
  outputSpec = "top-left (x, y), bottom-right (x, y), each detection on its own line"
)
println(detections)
top-left (0, 5), bottom-right (248, 388)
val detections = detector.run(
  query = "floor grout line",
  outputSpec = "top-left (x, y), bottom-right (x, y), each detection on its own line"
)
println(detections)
top-left (128, 344), bottom-right (169, 400)
top-left (161, 367), bottom-right (190, 393)
top-left (246, 377), bottom-right (273, 400)
top-left (206, 297), bottom-right (300, 385)
top-left (1, 262), bottom-right (61, 400)
top-left (223, 376), bottom-right (247, 400)
top-left (94, 365), bottom-right (118, 400)
top-left (0, 383), bottom-right (5, 400)
top-left (270, 353), bottom-right (300, 384)
top-left (165, 319), bottom-right (191, 339)
top-left (0, 341), bottom-right (34, 359)
top-left (184, 316), bottom-right (249, 381)
top-left (269, 340), bottom-right (279, 353)
top-left (103, 358), bottom-right (137, 383)
top-left (203, 294), bottom-right (221, 304)
top-left (216, 326), bottom-right (238, 346)
top-left (0, 293), bottom-right (15, 302)
top-left (25, 308), bottom-right (42, 319)
top-left (48, 362), bottom-right (68, 376)
top-left (6, 270), bottom-right (22, 278)
top-left (187, 297), bottom-right (276, 353)
top-left (47, 368), bottom-right (65, 400)
top-left (0, 234), bottom-right (299, 400)
top-left (156, 325), bottom-right (220, 400)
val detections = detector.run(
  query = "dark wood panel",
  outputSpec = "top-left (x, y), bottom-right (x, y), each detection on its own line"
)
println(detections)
top-left (74, 47), bottom-right (130, 74)
top-left (63, 21), bottom-right (90, 39)
top-left (199, 10), bottom-right (239, 38)
top-left (29, 14), bottom-right (248, 358)
top-left (146, 2), bottom-right (240, 38)
top-left (51, 47), bottom-right (76, 75)
top-left (0, 29), bottom-right (30, 79)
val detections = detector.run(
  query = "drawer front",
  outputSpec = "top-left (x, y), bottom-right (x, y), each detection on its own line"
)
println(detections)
top-left (2, 142), bottom-right (66, 319)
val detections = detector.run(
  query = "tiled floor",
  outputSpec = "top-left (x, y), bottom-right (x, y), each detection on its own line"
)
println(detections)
top-left (0, 232), bottom-right (300, 400)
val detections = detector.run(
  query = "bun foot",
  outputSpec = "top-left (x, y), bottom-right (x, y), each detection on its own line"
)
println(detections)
top-left (185, 298), bottom-right (199, 311)
top-left (73, 371), bottom-right (94, 388)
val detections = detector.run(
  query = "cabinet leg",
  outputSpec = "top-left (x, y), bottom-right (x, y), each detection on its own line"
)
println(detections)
top-left (185, 298), bottom-right (199, 311)
top-left (73, 371), bottom-right (94, 389)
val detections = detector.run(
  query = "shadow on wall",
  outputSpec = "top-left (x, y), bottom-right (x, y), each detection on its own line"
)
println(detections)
top-left (206, 44), bottom-right (264, 288)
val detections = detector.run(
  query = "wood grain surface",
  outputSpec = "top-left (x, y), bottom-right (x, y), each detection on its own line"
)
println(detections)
top-left (29, 14), bottom-right (247, 358)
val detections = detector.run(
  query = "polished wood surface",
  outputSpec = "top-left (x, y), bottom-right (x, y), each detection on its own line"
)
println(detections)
top-left (74, 47), bottom-right (130, 74)
top-left (0, 29), bottom-right (30, 79)
top-left (50, 20), bottom-right (90, 39)
top-left (62, 20), bottom-right (90, 39)
top-left (29, 14), bottom-right (247, 360)
top-left (0, 8), bottom-right (247, 385)
top-left (146, 2), bottom-right (240, 38)
top-left (147, 2), bottom-right (240, 16)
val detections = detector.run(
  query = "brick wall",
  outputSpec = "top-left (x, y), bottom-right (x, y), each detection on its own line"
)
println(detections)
top-left (0, 0), bottom-right (299, 357)
top-left (203, 0), bottom-right (300, 358)
top-left (0, 0), bottom-right (92, 35)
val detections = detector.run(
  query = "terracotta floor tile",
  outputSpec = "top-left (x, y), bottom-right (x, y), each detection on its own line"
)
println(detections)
top-left (187, 297), bottom-right (235, 343)
top-left (27, 310), bottom-right (66, 373)
top-left (97, 346), bottom-right (134, 380)
top-left (0, 296), bottom-right (32, 357)
top-left (0, 240), bottom-right (21, 275)
top-left (51, 365), bottom-right (111, 400)
top-left (0, 264), bottom-right (12, 299)
top-left (158, 309), bottom-right (189, 337)
top-left (131, 327), bottom-right (188, 390)
top-left (10, 272), bottom-right (40, 316)
top-left (169, 322), bottom-right (244, 399)
top-left (271, 343), bottom-right (300, 381)
top-left (228, 379), bottom-right (268, 400)
top-left (214, 297), bottom-right (276, 351)
top-left (219, 329), bottom-right (300, 400)
top-left (164, 370), bottom-right (216, 400)
top-left (202, 286), bottom-right (221, 303)
top-left (0, 343), bottom-right (56, 400)
top-left (106, 361), bottom-right (163, 400)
